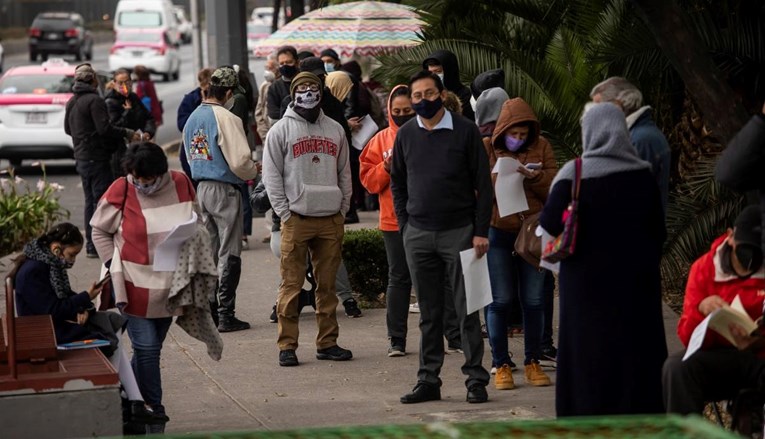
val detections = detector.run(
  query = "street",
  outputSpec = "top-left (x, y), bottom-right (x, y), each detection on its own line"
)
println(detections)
top-left (1, 41), bottom-right (265, 231)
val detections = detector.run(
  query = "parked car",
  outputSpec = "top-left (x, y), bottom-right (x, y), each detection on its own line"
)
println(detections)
top-left (109, 30), bottom-right (180, 82)
top-left (0, 59), bottom-right (107, 168)
top-left (247, 21), bottom-right (271, 56)
top-left (28, 12), bottom-right (94, 62)
top-left (251, 6), bottom-right (285, 28)
top-left (174, 6), bottom-right (192, 44)
top-left (114, 0), bottom-right (180, 45)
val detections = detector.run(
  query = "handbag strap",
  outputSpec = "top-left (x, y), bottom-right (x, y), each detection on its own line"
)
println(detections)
top-left (571, 158), bottom-right (582, 201)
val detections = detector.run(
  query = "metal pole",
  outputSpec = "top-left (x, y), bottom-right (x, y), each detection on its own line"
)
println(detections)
top-left (205, 0), bottom-right (247, 69)
top-left (190, 0), bottom-right (204, 80)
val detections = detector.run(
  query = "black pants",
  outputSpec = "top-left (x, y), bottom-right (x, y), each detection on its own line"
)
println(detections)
top-left (76, 159), bottom-right (114, 254)
top-left (663, 349), bottom-right (765, 414)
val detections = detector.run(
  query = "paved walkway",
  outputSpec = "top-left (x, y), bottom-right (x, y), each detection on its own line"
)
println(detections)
top-left (0, 211), bottom-right (684, 433)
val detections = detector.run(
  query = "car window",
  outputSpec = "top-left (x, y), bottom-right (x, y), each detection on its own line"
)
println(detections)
top-left (0, 74), bottom-right (75, 94)
top-left (32, 18), bottom-right (75, 30)
top-left (118, 11), bottom-right (163, 27)
top-left (117, 32), bottom-right (162, 43)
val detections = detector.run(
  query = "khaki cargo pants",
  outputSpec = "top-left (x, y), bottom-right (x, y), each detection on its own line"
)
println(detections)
top-left (277, 212), bottom-right (345, 351)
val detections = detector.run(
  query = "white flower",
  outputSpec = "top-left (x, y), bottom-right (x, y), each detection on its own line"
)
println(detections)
top-left (14, 176), bottom-right (24, 185)
top-left (49, 182), bottom-right (65, 192)
top-left (0, 178), bottom-right (8, 190)
top-left (37, 179), bottom-right (46, 192)
top-left (30, 161), bottom-right (41, 167)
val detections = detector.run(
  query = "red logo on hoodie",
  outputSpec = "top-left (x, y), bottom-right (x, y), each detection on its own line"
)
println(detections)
top-left (292, 136), bottom-right (338, 159)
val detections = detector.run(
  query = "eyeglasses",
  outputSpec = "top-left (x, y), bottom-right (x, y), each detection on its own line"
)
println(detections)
top-left (411, 89), bottom-right (439, 101)
top-left (295, 84), bottom-right (320, 93)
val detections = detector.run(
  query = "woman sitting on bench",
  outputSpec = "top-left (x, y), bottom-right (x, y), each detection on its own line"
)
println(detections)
top-left (9, 223), bottom-right (167, 428)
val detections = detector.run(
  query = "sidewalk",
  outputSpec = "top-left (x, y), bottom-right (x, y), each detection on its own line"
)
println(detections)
top-left (0, 210), bottom-right (683, 434)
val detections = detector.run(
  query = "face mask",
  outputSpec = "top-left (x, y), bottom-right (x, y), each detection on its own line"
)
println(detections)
top-left (263, 70), bottom-right (276, 82)
top-left (736, 243), bottom-right (763, 275)
top-left (392, 113), bottom-right (415, 127)
top-left (436, 73), bottom-right (445, 84)
top-left (279, 64), bottom-right (298, 79)
top-left (324, 63), bottom-right (336, 73)
top-left (132, 177), bottom-right (162, 196)
top-left (60, 256), bottom-right (75, 269)
top-left (504, 135), bottom-right (525, 152)
top-left (294, 90), bottom-right (321, 109)
top-left (412, 96), bottom-right (443, 119)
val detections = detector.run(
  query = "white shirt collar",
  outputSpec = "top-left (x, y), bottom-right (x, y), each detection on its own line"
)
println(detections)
top-left (416, 110), bottom-right (453, 131)
top-left (626, 106), bottom-right (651, 130)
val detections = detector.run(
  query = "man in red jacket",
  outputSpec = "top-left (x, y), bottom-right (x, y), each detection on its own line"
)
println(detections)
top-left (663, 205), bottom-right (765, 414)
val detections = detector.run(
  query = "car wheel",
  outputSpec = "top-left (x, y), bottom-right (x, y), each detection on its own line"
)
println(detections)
top-left (30, 51), bottom-right (37, 62)
top-left (9, 159), bottom-right (22, 170)
top-left (162, 73), bottom-right (170, 82)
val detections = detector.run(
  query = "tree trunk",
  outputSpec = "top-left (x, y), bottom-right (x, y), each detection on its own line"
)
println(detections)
top-left (271, 0), bottom-right (281, 33)
top-left (630, 0), bottom-right (749, 144)
top-left (289, 0), bottom-right (305, 21)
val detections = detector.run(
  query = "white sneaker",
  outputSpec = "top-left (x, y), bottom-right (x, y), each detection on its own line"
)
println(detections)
top-left (490, 366), bottom-right (497, 375)
top-left (409, 302), bottom-right (420, 313)
top-left (241, 239), bottom-right (249, 250)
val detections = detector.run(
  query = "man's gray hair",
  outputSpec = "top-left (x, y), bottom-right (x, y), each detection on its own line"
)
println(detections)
top-left (589, 76), bottom-right (643, 116)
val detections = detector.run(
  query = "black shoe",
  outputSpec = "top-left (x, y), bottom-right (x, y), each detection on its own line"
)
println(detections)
top-left (466, 384), bottom-right (488, 403)
top-left (86, 251), bottom-right (99, 259)
top-left (541, 345), bottom-right (557, 361)
top-left (316, 345), bottom-right (353, 361)
top-left (344, 211), bottom-right (360, 224)
top-left (128, 401), bottom-right (169, 425)
top-left (297, 288), bottom-right (316, 315)
top-left (217, 316), bottom-right (251, 332)
top-left (269, 305), bottom-right (278, 323)
top-left (343, 298), bottom-right (362, 318)
top-left (388, 337), bottom-right (406, 357)
top-left (400, 382), bottom-right (441, 404)
top-left (279, 349), bottom-right (299, 367)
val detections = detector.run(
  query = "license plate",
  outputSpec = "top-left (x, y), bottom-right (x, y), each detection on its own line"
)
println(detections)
top-left (26, 112), bottom-right (47, 124)
top-left (132, 51), bottom-right (144, 57)
top-left (46, 33), bottom-right (60, 40)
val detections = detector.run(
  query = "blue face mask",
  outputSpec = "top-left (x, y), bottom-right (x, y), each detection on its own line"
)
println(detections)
top-left (504, 135), bottom-right (525, 152)
top-left (132, 176), bottom-right (162, 195)
top-left (324, 63), bottom-right (336, 73)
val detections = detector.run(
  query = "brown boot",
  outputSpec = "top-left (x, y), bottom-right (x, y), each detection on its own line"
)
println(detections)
top-left (494, 364), bottom-right (515, 390)
top-left (525, 361), bottom-right (552, 386)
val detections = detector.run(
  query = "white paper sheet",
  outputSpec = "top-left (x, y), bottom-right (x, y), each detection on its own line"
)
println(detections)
top-left (683, 313), bottom-right (711, 361)
top-left (538, 226), bottom-right (560, 273)
top-left (492, 157), bottom-right (528, 217)
top-left (351, 114), bottom-right (379, 151)
top-left (153, 212), bottom-right (198, 272)
top-left (460, 248), bottom-right (493, 315)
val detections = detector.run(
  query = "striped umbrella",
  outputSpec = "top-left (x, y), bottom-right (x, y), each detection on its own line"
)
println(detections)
top-left (253, 1), bottom-right (423, 58)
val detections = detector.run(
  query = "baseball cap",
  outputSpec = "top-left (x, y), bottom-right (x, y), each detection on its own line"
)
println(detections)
top-left (734, 205), bottom-right (763, 271)
top-left (210, 66), bottom-right (238, 88)
top-left (299, 57), bottom-right (326, 77)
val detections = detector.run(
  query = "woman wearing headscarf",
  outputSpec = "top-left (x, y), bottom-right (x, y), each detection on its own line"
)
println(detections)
top-left (539, 102), bottom-right (667, 417)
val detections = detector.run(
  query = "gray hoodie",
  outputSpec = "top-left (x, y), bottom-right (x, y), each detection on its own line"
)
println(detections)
top-left (262, 106), bottom-right (352, 221)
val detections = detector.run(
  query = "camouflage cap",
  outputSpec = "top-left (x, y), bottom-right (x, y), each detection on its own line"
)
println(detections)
top-left (210, 66), bottom-right (239, 88)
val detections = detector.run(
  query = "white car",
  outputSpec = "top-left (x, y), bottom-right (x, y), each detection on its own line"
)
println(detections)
top-left (109, 30), bottom-right (180, 82)
top-left (0, 60), bottom-right (77, 167)
top-left (251, 6), bottom-right (284, 28)
top-left (247, 21), bottom-right (271, 56)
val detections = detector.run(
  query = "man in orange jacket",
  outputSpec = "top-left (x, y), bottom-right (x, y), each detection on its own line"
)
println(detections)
top-left (663, 205), bottom-right (765, 414)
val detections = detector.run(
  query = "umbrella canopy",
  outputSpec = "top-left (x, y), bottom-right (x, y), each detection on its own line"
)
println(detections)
top-left (253, 1), bottom-right (423, 58)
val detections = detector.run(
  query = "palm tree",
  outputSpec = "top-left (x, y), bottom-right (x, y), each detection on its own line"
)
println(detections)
top-left (374, 0), bottom-right (765, 305)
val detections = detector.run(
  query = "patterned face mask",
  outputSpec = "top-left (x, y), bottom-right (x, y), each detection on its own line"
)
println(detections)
top-left (294, 90), bottom-right (321, 109)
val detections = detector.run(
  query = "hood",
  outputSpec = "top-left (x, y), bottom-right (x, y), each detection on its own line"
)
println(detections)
top-left (475, 87), bottom-right (509, 127)
top-left (491, 98), bottom-right (541, 150)
top-left (72, 81), bottom-right (97, 95)
top-left (386, 84), bottom-right (410, 132)
top-left (283, 104), bottom-right (327, 124)
top-left (325, 71), bottom-right (353, 103)
top-left (422, 49), bottom-right (463, 92)
top-left (471, 69), bottom-right (505, 99)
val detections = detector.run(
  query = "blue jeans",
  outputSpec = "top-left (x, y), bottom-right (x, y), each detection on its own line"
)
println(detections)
top-left (486, 227), bottom-right (546, 365)
top-left (126, 315), bottom-right (172, 412)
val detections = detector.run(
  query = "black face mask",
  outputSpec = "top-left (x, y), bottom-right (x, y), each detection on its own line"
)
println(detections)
top-left (411, 96), bottom-right (443, 119)
top-left (720, 242), bottom-right (763, 279)
top-left (279, 64), bottom-right (298, 80)
top-left (293, 105), bottom-right (321, 123)
top-left (392, 113), bottom-right (415, 127)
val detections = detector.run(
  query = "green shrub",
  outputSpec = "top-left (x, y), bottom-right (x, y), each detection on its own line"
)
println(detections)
top-left (0, 172), bottom-right (69, 256)
top-left (342, 228), bottom-right (388, 308)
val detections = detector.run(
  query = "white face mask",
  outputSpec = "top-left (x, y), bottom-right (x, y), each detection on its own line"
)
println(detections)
top-left (294, 90), bottom-right (321, 109)
top-left (264, 70), bottom-right (276, 82)
top-left (324, 63), bottom-right (336, 73)
top-left (436, 73), bottom-right (445, 83)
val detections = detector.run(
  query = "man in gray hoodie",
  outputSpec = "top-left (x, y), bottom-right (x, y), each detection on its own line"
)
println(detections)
top-left (262, 72), bottom-right (353, 367)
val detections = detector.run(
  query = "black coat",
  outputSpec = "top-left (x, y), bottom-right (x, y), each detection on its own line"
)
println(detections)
top-left (267, 78), bottom-right (291, 121)
top-left (539, 169), bottom-right (667, 417)
top-left (716, 113), bottom-right (765, 253)
top-left (422, 49), bottom-right (475, 121)
top-left (65, 82), bottom-right (131, 162)
top-left (104, 89), bottom-right (156, 136)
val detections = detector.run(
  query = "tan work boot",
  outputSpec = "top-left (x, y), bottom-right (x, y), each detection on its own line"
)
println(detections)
top-left (525, 361), bottom-right (552, 386)
top-left (495, 364), bottom-right (515, 390)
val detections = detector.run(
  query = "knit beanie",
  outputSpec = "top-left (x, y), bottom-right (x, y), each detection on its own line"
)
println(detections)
top-left (290, 72), bottom-right (321, 98)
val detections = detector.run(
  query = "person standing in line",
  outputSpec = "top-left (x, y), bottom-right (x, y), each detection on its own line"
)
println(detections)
top-left (183, 66), bottom-right (259, 333)
top-left (105, 68), bottom-right (155, 177)
top-left (483, 98), bottom-right (557, 391)
top-left (262, 72), bottom-right (353, 368)
top-left (320, 48), bottom-right (342, 73)
top-left (255, 56), bottom-right (279, 149)
top-left (177, 68), bottom-right (215, 186)
top-left (422, 50), bottom-right (475, 120)
top-left (539, 102), bottom-right (667, 417)
top-left (391, 71), bottom-right (492, 404)
top-left (133, 65), bottom-right (163, 128)
top-left (64, 63), bottom-right (139, 258)
top-left (267, 45), bottom-right (299, 124)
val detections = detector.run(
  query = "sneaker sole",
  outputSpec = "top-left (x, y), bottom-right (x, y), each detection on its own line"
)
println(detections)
top-left (495, 383), bottom-right (515, 390)
top-left (279, 361), bottom-right (299, 367)
top-left (316, 354), bottom-right (353, 361)
top-left (527, 379), bottom-right (552, 386)
top-left (445, 349), bottom-right (463, 354)
top-left (387, 350), bottom-right (406, 357)
top-left (218, 325), bottom-right (251, 333)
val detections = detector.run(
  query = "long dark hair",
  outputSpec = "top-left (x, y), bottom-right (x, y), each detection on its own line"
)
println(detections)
top-left (7, 223), bottom-right (83, 281)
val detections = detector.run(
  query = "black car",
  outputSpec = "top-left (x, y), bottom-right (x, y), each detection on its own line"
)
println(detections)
top-left (28, 12), bottom-right (94, 62)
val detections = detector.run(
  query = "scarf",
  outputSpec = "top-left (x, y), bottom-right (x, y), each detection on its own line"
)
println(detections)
top-left (551, 103), bottom-right (651, 188)
top-left (23, 238), bottom-right (71, 299)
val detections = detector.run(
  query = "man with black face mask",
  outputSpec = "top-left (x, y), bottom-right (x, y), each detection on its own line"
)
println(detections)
top-left (663, 205), bottom-right (765, 415)
top-left (267, 45), bottom-right (299, 124)
top-left (263, 72), bottom-right (353, 368)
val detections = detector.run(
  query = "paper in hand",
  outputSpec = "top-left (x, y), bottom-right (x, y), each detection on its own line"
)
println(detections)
top-left (492, 157), bottom-right (529, 217)
top-left (460, 248), bottom-right (492, 315)
top-left (351, 114), bottom-right (379, 151)
top-left (683, 314), bottom-right (711, 361)
top-left (153, 212), bottom-right (198, 271)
